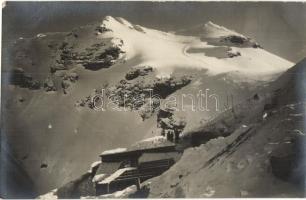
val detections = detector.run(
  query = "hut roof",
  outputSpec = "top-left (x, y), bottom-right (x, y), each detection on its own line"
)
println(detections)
top-left (101, 148), bottom-right (127, 156)
top-left (138, 152), bottom-right (180, 163)
top-left (95, 162), bottom-right (121, 176)
top-left (130, 136), bottom-right (175, 151)
top-left (98, 167), bottom-right (136, 184)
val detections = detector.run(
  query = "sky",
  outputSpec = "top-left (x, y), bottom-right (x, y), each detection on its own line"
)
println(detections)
top-left (2, 1), bottom-right (306, 62)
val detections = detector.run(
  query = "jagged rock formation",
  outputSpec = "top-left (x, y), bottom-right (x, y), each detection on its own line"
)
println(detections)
top-left (76, 69), bottom-right (192, 119)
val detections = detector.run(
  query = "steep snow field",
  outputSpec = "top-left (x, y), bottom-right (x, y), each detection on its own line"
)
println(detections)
top-left (100, 16), bottom-right (293, 79)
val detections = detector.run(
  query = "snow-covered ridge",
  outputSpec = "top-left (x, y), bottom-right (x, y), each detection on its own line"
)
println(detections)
top-left (100, 16), bottom-right (147, 34)
top-left (202, 21), bottom-right (246, 38)
top-left (97, 16), bottom-right (293, 81)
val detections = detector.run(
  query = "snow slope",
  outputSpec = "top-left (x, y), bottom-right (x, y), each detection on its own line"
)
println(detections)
top-left (201, 21), bottom-right (245, 38)
top-left (146, 58), bottom-right (306, 197)
top-left (99, 16), bottom-right (293, 80)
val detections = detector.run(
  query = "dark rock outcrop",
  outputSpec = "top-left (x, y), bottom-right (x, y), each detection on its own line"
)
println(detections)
top-left (157, 109), bottom-right (186, 143)
top-left (50, 63), bottom-right (67, 73)
top-left (95, 25), bottom-right (111, 34)
top-left (43, 77), bottom-right (57, 92)
top-left (125, 66), bottom-right (153, 80)
top-left (82, 47), bottom-right (123, 70)
top-left (220, 35), bottom-right (262, 48)
top-left (10, 68), bottom-right (41, 90)
top-left (227, 51), bottom-right (241, 58)
top-left (77, 74), bottom-right (192, 120)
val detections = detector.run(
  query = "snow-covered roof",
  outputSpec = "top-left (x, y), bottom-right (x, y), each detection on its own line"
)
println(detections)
top-left (92, 174), bottom-right (106, 183)
top-left (101, 148), bottom-right (127, 156)
top-left (139, 152), bottom-right (179, 163)
top-left (131, 136), bottom-right (175, 150)
top-left (98, 167), bottom-right (136, 184)
top-left (140, 136), bottom-right (167, 143)
top-left (87, 161), bottom-right (101, 173)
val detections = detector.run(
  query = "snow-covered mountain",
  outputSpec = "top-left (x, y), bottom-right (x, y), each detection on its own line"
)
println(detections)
top-left (98, 16), bottom-right (292, 79)
top-left (2, 16), bottom-right (295, 197)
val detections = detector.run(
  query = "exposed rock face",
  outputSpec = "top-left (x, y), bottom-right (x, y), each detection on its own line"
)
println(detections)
top-left (227, 50), bottom-right (241, 58)
top-left (157, 109), bottom-right (186, 142)
top-left (82, 47), bottom-right (123, 70)
top-left (82, 60), bottom-right (111, 70)
top-left (64, 72), bottom-right (79, 82)
top-left (61, 80), bottom-right (71, 94)
top-left (220, 35), bottom-right (262, 48)
top-left (54, 37), bottom-right (124, 71)
top-left (95, 25), bottom-right (112, 35)
top-left (151, 76), bottom-right (192, 99)
top-left (125, 66), bottom-right (153, 80)
top-left (205, 35), bottom-right (262, 49)
top-left (50, 63), bottom-right (67, 73)
top-left (10, 68), bottom-right (41, 90)
top-left (57, 43), bottom-right (74, 67)
top-left (77, 69), bottom-right (192, 119)
top-left (224, 35), bottom-right (246, 44)
top-left (112, 75), bottom-right (191, 114)
top-left (43, 77), bottom-right (57, 92)
top-left (54, 71), bottom-right (79, 94)
top-left (10, 67), bottom-right (79, 94)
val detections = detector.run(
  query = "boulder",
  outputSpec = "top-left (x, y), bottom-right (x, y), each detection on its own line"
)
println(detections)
top-left (44, 77), bottom-right (56, 92)
top-left (28, 80), bottom-right (41, 90)
top-left (65, 72), bottom-right (78, 82)
top-left (61, 80), bottom-right (71, 90)
top-left (50, 64), bottom-right (67, 73)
